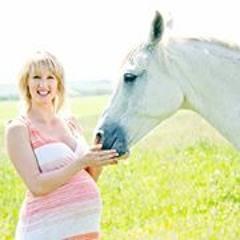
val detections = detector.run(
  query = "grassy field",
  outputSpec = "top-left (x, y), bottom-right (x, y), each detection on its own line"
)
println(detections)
top-left (0, 96), bottom-right (239, 240)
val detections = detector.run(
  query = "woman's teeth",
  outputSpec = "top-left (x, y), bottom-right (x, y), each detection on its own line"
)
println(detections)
top-left (37, 90), bottom-right (49, 96)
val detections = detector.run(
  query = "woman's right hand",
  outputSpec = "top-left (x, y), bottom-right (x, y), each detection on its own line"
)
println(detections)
top-left (79, 144), bottom-right (119, 168)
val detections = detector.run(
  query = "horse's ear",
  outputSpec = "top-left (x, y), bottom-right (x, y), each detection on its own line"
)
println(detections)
top-left (149, 11), bottom-right (164, 46)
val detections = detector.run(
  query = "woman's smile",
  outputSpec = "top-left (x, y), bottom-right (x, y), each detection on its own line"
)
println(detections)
top-left (37, 89), bottom-right (51, 97)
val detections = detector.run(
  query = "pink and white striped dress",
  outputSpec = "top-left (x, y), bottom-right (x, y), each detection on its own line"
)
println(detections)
top-left (15, 117), bottom-right (102, 240)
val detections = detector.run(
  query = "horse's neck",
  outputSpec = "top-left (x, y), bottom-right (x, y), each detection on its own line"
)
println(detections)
top-left (168, 39), bottom-right (240, 150)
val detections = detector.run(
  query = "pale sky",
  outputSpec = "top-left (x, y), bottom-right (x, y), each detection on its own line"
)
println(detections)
top-left (0, 0), bottom-right (239, 85)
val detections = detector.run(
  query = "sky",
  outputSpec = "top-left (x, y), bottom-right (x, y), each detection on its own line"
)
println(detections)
top-left (0, 0), bottom-right (240, 85)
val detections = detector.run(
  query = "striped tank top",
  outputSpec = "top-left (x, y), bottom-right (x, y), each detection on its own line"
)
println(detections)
top-left (15, 117), bottom-right (102, 240)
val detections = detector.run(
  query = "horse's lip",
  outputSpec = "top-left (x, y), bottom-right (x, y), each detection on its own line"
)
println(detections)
top-left (102, 138), bottom-right (129, 156)
top-left (110, 142), bottom-right (129, 157)
top-left (94, 136), bottom-right (129, 156)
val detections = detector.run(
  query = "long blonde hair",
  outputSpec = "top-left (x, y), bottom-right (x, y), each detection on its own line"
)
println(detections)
top-left (18, 51), bottom-right (66, 113)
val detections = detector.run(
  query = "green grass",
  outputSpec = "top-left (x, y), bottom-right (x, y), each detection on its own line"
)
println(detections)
top-left (0, 96), bottom-right (239, 240)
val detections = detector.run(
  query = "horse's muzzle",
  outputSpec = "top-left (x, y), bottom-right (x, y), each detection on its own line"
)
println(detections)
top-left (95, 123), bottom-right (129, 156)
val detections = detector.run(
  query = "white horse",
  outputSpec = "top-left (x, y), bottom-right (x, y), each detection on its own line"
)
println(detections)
top-left (95, 11), bottom-right (240, 156)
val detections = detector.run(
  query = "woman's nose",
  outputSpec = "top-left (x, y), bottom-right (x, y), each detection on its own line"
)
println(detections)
top-left (38, 79), bottom-right (48, 86)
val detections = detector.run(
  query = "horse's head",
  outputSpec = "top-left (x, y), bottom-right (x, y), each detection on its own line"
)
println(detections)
top-left (95, 11), bottom-right (184, 156)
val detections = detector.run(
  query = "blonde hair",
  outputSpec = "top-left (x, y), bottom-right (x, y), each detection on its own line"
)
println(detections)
top-left (18, 51), bottom-right (66, 113)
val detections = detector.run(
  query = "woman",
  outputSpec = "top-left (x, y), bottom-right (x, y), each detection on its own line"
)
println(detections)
top-left (5, 51), bottom-right (120, 239)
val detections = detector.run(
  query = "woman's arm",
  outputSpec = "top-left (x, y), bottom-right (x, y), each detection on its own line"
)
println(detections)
top-left (85, 166), bottom-right (103, 182)
top-left (5, 121), bottom-right (118, 196)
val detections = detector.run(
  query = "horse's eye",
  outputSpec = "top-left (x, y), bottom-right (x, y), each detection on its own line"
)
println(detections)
top-left (124, 73), bottom-right (137, 83)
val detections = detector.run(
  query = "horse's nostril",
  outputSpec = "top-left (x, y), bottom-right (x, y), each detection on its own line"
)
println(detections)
top-left (95, 130), bottom-right (104, 144)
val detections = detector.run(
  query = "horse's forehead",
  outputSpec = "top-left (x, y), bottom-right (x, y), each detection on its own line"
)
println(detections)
top-left (125, 45), bottom-right (151, 69)
top-left (134, 45), bottom-right (150, 60)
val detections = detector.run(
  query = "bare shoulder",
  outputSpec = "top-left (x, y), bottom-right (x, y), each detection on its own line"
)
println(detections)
top-left (5, 119), bottom-right (28, 139)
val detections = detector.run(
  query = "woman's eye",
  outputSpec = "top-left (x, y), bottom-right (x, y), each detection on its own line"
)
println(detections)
top-left (47, 75), bottom-right (54, 80)
top-left (33, 75), bottom-right (41, 79)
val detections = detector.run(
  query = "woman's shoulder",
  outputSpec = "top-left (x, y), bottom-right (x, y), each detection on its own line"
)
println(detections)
top-left (5, 117), bottom-right (28, 135)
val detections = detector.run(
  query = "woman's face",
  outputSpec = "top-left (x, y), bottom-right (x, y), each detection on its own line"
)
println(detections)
top-left (28, 65), bottom-right (58, 107)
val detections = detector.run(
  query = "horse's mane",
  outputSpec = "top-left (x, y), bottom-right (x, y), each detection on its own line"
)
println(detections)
top-left (185, 37), bottom-right (240, 53)
top-left (121, 37), bottom-right (240, 70)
